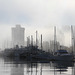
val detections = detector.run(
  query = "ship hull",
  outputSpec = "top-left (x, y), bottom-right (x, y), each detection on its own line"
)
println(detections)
top-left (54, 55), bottom-right (73, 61)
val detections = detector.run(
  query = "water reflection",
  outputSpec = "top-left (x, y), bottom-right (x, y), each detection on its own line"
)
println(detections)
top-left (1, 57), bottom-right (75, 75)
top-left (11, 64), bottom-right (24, 75)
top-left (72, 62), bottom-right (75, 75)
top-left (52, 61), bottom-right (74, 75)
top-left (52, 61), bottom-right (73, 71)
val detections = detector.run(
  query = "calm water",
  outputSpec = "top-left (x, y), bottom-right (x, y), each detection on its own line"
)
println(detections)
top-left (0, 57), bottom-right (75, 75)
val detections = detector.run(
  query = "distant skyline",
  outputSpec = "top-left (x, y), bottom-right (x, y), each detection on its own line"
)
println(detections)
top-left (0, 25), bottom-right (72, 49)
top-left (0, 0), bottom-right (75, 49)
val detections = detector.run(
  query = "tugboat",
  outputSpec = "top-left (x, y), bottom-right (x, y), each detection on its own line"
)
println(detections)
top-left (53, 49), bottom-right (73, 61)
top-left (53, 26), bottom-right (73, 61)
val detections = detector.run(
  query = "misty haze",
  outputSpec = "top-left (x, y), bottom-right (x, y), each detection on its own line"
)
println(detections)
top-left (0, 0), bottom-right (75, 75)
top-left (0, 25), bottom-right (73, 50)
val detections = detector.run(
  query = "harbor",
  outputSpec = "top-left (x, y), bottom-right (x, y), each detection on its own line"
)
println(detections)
top-left (0, 25), bottom-right (74, 75)
top-left (0, 25), bottom-right (74, 62)
top-left (0, 0), bottom-right (75, 75)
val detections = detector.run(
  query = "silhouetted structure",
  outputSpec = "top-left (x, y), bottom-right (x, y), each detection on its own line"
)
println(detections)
top-left (12, 25), bottom-right (25, 47)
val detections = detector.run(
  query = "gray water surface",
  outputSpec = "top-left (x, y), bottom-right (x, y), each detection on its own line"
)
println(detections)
top-left (0, 58), bottom-right (74, 75)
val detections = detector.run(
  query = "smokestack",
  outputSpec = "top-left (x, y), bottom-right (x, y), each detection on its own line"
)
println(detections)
top-left (36, 31), bottom-right (38, 47)
top-left (31, 35), bottom-right (33, 46)
top-left (54, 26), bottom-right (56, 53)
top-left (41, 34), bottom-right (43, 50)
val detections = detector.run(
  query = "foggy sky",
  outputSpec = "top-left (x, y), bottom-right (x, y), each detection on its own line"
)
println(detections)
top-left (0, 0), bottom-right (75, 49)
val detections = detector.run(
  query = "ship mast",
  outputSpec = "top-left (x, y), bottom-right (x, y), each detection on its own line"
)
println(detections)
top-left (71, 25), bottom-right (75, 75)
top-left (71, 25), bottom-right (74, 55)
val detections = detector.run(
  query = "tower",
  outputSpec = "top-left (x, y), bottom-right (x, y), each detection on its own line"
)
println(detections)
top-left (12, 25), bottom-right (25, 47)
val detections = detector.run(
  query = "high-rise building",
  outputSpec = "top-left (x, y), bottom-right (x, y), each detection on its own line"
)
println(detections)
top-left (12, 25), bottom-right (25, 47)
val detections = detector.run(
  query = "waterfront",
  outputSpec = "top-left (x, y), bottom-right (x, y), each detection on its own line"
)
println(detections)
top-left (0, 57), bottom-right (74, 75)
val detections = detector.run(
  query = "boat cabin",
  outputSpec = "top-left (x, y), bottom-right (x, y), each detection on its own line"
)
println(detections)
top-left (54, 50), bottom-right (68, 55)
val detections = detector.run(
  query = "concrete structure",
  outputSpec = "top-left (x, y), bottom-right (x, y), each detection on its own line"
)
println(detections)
top-left (12, 25), bottom-right (25, 47)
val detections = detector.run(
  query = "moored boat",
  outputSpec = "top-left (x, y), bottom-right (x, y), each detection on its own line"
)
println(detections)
top-left (53, 49), bottom-right (73, 61)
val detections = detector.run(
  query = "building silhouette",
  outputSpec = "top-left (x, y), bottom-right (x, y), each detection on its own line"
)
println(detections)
top-left (12, 25), bottom-right (25, 47)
